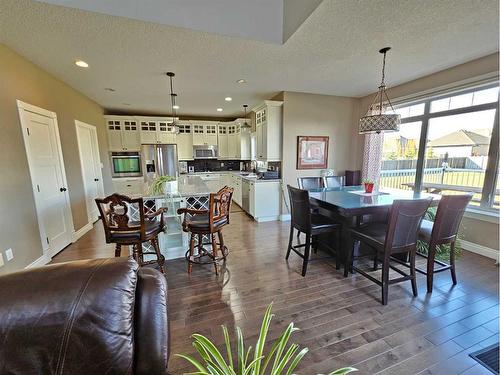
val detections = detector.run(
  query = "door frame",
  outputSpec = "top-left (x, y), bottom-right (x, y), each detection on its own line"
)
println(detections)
top-left (16, 100), bottom-right (74, 257)
top-left (75, 119), bottom-right (104, 223)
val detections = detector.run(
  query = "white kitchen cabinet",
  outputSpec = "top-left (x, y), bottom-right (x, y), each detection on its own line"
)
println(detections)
top-left (252, 100), bottom-right (283, 161)
top-left (177, 122), bottom-right (193, 160)
top-left (112, 177), bottom-right (144, 195)
top-left (249, 180), bottom-right (281, 222)
top-left (218, 124), bottom-right (229, 159)
top-left (138, 117), bottom-right (176, 144)
top-left (106, 116), bottom-right (140, 151)
top-left (229, 174), bottom-right (242, 206)
top-left (192, 122), bottom-right (218, 145)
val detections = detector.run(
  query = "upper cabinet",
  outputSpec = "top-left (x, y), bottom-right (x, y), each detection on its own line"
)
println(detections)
top-left (219, 121), bottom-right (251, 160)
top-left (176, 122), bottom-right (193, 160)
top-left (192, 122), bottom-right (218, 145)
top-left (105, 116), bottom-right (140, 151)
top-left (138, 117), bottom-right (176, 144)
top-left (218, 124), bottom-right (229, 158)
top-left (253, 100), bottom-right (283, 161)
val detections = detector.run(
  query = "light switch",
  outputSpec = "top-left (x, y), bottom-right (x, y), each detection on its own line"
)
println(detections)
top-left (0, 253), bottom-right (4, 267)
top-left (5, 248), bottom-right (13, 261)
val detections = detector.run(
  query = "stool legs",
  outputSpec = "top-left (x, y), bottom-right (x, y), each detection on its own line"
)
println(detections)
top-left (211, 234), bottom-right (219, 275)
top-left (426, 243), bottom-right (437, 293)
top-left (286, 226), bottom-right (293, 260)
top-left (115, 243), bottom-right (121, 257)
top-left (188, 233), bottom-right (196, 274)
top-left (301, 234), bottom-right (311, 277)
top-left (151, 237), bottom-right (165, 274)
top-left (450, 241), bottom-right (457, 285)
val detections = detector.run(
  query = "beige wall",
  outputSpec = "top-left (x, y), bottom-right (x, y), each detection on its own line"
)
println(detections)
top-left (281, 91), bottom-right (360, 210)
top-left (0, 44), bottom-right (112, 274)
top-left (355, 53), bottom-right (499, 252)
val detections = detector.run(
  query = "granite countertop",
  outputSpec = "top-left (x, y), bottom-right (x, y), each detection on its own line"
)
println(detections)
top-left (140, 175), bottom-right (212, 199)
top-left (181, 171), bottom-right (281, 183)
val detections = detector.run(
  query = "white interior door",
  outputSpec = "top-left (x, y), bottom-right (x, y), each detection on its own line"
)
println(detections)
top-left (17, 101), bottom-right (74, 258)
top-left (76, 120), bottom-right (104, 223)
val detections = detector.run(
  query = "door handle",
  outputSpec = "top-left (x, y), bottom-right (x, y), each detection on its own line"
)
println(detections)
top-left (94, 178), bottom-right (99, 182)
top-left (60, 187), bottom-right (67, 192)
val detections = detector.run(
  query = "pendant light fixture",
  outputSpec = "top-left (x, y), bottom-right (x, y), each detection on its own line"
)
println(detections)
top-left (359, 47), bottom-right (401, 134)
top-left (166, 72), bottom-right (180, 134)
top-left (240, 104), bottom-right (251, 129)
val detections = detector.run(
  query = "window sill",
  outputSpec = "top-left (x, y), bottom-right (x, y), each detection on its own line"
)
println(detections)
top-left (464, 208), bottom-right (499, 224)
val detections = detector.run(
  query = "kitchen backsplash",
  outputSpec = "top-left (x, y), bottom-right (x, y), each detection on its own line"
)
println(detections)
top-left (187, 159), bottom-right (243, 172)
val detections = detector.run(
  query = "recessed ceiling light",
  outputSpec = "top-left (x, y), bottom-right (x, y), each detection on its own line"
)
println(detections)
top-left (236, 79), bottom-right (246, 84)
top-left (217, 108), bottom-right (223, 112)
top-left (104, 87), bottom-right (116, 92)
top-left (173, 105), bottom-right (180, 109)
top-left (75, 60), bottom-right (89, 68)
top-left (122, 103), bottom-right (131, 106)
top-left (225, 97), bottom-right (232, 102)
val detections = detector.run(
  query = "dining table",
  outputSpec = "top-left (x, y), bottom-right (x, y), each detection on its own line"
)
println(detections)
top-left (306, 185), bottom-right (441, 264)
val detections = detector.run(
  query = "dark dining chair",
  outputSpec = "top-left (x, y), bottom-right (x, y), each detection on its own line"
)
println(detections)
top-left (323, 175), bottom-right (345, 188)
top-left (297, 176), bottom-right (324, 190)
top-left (416, 194), bottom-right (472, 293)
top-left (95, 193), bottom-right (166, 273)
top-left (346, 198), bottom-right (432, 305)
top-left (177, 186), bottom-right (233, 275)
top-left (286, 185), bottom-right (342, 276)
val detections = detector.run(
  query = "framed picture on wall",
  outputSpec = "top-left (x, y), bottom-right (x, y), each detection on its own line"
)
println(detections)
top-left (297, 136), bottom-right (329, 169)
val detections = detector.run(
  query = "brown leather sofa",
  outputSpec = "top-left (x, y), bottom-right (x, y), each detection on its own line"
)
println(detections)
top-left (0, 257), bottom-right (169, 374)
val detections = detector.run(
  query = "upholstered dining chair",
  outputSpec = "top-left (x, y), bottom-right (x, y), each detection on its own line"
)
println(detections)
top-left (95, 193), bottom-right (166, 273)
top-left (297, 176), bottom-right (324, 190)
top-left (323, 175), bottom-right (345, 188)
top-left (416, 194), bottom-right (472, 293)
top-left (286, 185), bottom-right (342, 276)
top-left (177, 186), bottom-right (233, 275)
top-left (347, 198), bottom-right (432, 305)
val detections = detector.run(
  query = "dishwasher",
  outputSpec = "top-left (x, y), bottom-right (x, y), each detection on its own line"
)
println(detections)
top-left (241, 178), bottom-right (250, 212)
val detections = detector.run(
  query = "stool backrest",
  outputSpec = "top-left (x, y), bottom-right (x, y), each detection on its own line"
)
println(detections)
top-left (323, 175), bottom-right (345, 188)
top-left (385, 198), bottom-right (432, 253)
top-left (209, 186), bottom-right (234, 229)
top-left (297, 177), bottom-right (324, 190)
top-left (95, 193), bottom-right (144, 242)
top-left (287, 185), bottom-right (311, 232)
top-left (431, 194), bottom-right (472, 245)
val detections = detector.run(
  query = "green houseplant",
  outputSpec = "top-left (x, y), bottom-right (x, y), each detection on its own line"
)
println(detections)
top-left (176, 303), bottom-right (357, 375)
top-left (149, 175), bottom-right (177, 195)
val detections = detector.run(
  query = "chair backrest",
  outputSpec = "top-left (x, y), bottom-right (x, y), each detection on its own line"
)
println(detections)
top-left (431, 194), bottom-right (472, 244)
top-left (209, 186), bottom-right (234, 229)
top-left (323, 175), bottom-right (345, 188)
top-left (297, 177), bottom-right (324, 190)
top-left (287, 185), bottom-right (311, 232)
top-left (95, 193), bottom-right (144, 242)
top-left (385, 198), bottom-right (433, 253)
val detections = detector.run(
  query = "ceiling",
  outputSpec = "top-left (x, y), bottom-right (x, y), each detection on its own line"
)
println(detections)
top-left (0, 0), bottom-right (498, 117)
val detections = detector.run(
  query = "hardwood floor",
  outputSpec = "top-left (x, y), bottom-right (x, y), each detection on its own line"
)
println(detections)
top-left (53, 211), bottom-right (499, 375)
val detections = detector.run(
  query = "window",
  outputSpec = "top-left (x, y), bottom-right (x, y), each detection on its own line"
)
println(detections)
top-left (380, 83), bottom-right (499, 211)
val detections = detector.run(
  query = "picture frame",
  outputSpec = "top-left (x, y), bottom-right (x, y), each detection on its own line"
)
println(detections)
top-left (296, 136), bottom-right (329, 170)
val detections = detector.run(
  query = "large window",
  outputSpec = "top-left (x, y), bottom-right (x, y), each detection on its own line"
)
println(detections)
top-left (380, 83), bottom-right (499, 211)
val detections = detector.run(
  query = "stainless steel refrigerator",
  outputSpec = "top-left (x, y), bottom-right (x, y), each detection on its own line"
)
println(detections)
top-left (141, 144), bottom-right (178, 183)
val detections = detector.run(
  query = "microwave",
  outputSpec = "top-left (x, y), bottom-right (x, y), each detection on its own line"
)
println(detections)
top-left (193, 145), bottom-right (218, 159)
top-left (110, 152), bottom-right (142, 178)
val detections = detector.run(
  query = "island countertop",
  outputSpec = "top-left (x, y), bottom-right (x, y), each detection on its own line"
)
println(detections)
top-left (140, 175), bottom-right (212, 199)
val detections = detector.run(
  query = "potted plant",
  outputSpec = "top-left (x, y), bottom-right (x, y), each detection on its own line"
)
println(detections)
top-left (176, 303), bottom-right (357, 375)
top-left (363, 179), bottom-right (375, 193)
top-left (149, 175), bottom-right (177, 195)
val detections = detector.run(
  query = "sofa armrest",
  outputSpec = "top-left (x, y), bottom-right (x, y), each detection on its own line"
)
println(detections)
top-left (134, 267), bottom-right (169, 375)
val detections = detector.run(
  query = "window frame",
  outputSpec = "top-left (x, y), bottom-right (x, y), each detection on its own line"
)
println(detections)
top-left (391, 82), bottom-right (499, 211)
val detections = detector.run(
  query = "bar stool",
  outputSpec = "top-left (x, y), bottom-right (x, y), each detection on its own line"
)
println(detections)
top-left (178, 186), bottom-right (233, 275)
top-left (95, 193), bottom-right (166, 273)
top-left (347, 198), bottom-right (432, 305)
top-left (416, 194), bottom-right (472, 293)
top-left (286, 185), bottom-right (342, 276)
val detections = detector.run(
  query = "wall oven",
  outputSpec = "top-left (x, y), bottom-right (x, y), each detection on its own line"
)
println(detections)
top-left (110, 152), bottom-right (142, 178)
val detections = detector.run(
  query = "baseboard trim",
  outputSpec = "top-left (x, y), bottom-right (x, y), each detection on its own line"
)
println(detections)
top-left (25, 253), bottom-right (50, 269)
top-left (254, 216), bottom-right (281, 223)
top-left (72, 222), bottom-right (93, 242)
top-left (279, 214), bottom-right (291, 221)
top-left (461, 240), bottom-right (499, 262)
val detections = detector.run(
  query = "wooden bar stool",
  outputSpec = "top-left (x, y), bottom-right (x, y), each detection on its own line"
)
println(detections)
top-left (177, 186), bottom-right (233, 275)
top-left (95, 193), bottom-right (166, 273)
top-left (416, 194), bottom-right (472, 293)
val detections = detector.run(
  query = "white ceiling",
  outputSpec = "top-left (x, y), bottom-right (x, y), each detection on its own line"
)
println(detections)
top-left (0, 0), bottom-right (498, 117)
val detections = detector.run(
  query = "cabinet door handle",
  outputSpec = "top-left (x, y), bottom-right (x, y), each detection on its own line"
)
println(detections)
top-left (59, 187), bottom-right (67, 192)
top-left (94, 178), bottom-right (99, 182)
